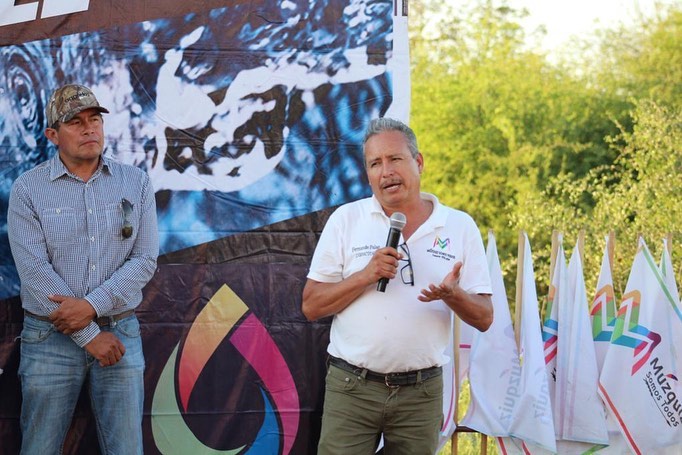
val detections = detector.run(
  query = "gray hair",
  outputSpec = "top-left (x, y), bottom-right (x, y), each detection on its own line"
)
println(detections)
top-left (363, 117), bottom-right (419, 158)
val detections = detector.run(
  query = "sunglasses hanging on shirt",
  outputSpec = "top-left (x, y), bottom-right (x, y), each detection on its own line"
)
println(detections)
top-left (121, 198), bottom-right (133, 239)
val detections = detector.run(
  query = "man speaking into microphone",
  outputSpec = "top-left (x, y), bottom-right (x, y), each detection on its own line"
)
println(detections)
top-left (302, 118), bottom-right (493, 455)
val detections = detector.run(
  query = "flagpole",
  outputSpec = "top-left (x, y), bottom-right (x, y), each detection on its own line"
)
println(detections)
top-left (666, 233), bottom-right (673, 255)
top-left (545, 230), bottom-right (560, 322)
top-left (608, 231), bottom-right (615, 272)
top-left (578, 229), bottom-right (585, 260)
top-left (451, 314), bottom-right (461, 455)
top-left (515, 231), bottom-right (525, 349)
top-left (550, 230), bottom-right (559, 284)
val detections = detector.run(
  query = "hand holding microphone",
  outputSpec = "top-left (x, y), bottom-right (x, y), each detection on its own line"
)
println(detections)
top-left (377, 212), bottom-right (406, 292)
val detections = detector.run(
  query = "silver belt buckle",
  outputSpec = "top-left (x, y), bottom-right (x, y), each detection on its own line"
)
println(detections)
top-left (384, 374), bottom-right (399, 388)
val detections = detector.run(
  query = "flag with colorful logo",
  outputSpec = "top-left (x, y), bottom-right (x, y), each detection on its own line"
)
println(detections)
top-left (598, 238), bottom-right (682, 454)
top-left (589, 235), bottom-right (628, 454)
top-left (591, 235), bottom-right (618, 372)
top-left (542, 235), bottom-right (565, 431)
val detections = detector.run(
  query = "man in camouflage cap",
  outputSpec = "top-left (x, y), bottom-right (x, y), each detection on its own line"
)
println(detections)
top-left (46, 84), bottom-right (109, 129)
top-left (8, 84), bottom-right (158, 454)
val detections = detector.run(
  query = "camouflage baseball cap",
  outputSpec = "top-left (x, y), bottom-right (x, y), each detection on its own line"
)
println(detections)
top-left (46, 84), bottom-right (109, 128)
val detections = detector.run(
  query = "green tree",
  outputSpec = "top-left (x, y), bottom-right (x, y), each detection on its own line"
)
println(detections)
top-left (515, 101), bottom-right (682, 295)
top-left (411, 0), bottom-right (628, 289)
top-left (592, 4), bottom-right (682, 109)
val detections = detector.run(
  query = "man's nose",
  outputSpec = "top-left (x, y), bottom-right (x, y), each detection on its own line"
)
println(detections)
top-left (381, 160), bottom-right (395, 176)
top-left (82, 120), bottom-right (97, 133)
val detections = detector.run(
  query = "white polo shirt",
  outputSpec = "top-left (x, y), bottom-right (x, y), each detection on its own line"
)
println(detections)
top-left (308, 193), bottom-right (492, 373)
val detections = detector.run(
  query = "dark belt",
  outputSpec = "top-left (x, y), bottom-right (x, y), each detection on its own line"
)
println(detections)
top-left (24, 309), bottom-right (135, 327)
top-left (329, 356), bottom-right (442, 387)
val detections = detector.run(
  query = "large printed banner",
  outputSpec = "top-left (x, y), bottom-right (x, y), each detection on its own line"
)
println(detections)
top-left (0, 1), bottom-right (410, 452)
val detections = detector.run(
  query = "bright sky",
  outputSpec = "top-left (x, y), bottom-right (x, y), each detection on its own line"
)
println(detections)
top-left (501, 0), bottom-right (673, 52)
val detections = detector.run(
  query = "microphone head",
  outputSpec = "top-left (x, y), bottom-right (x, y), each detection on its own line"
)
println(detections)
top-left (389, 212), bottom-right (407, 230)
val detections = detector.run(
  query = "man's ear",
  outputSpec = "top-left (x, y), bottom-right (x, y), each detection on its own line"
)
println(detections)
top-left (417, 152), bottom-right (424, 173)
top-left (44, 128), bottom-right (59, 146)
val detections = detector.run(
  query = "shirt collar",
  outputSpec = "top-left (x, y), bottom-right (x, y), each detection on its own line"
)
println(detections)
top-left (370, 193), bottom-right (447, 227)
top-left (48, 154), bottom-right (112, 181)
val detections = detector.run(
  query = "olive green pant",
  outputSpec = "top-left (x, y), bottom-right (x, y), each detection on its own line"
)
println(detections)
top-left (317, 364), bottom-right (443, 455)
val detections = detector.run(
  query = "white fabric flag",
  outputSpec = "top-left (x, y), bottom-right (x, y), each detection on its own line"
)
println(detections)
top-left (437, 312), bottom-right (458, 450)
top-left (437, 315), bottom-right (483, 448)
top-left (599, 238), bottom-right (682, 454)
top-left (501, 233), bottom-right (556, 452)
top-left (458, 320), bottom-right (475, 385)
top-left (554, 241), bottom-right (608, 446)
top-left (542, 236), bottom-right (565, 431)
top-left (591, 236), bottom-right (618, 371)
top-left (589, 236), bottom-right (628, 454)
top-left (660, 238), bottom-right (680, 310)
top-left (653, 238), bottom-right (682, 455)
top-left (460, 232), bottom-right (520, 436)
top-left (495, 436), bottom-right (532, 454)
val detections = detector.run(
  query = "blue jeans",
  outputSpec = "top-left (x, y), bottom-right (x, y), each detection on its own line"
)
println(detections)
top-left (18, 314), bottom-right (145, 455)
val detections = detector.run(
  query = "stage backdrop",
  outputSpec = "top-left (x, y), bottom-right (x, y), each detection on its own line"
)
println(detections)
top-left (0, 1), bottom-right (410, 453)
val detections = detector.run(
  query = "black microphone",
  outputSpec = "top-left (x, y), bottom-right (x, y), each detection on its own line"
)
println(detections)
top-left (377, 212), bottom-right (407, 292)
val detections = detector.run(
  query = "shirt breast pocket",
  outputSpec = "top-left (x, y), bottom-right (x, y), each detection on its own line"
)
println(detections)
top-left (105, 202), bottom-right (135, 240)
top-left (105, 202), bottom-right (123, 240)
top-left (41, 207), bottom-right (79, 245)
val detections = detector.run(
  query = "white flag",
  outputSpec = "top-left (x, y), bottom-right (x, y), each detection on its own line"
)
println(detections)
top-left (459, 320), bottom-right (475, 384)
top-left (591, 236), bottom-right (618, 372)
top-left (437, 313), bottom-right (458, 450)
top-left (495, 436), bottom-right (531, 454)
top-left (554, 240), bottom-right (608, 445)
top-left (599, 238), bottom-right (682, 454)
top-left (660, 238), bottom-right (680, 310)
top-left (590, 236), bottom-right (628, 453)
top-left (542, 236), bottom-right (565, 431)
top-left (460, 232), bottom-right (520, 436)
top-left (503, 233), bottom-right (556, 452)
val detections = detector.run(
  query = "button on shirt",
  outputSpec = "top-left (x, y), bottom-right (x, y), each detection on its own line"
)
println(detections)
top-left (8, 154), bottom-right (159, 347)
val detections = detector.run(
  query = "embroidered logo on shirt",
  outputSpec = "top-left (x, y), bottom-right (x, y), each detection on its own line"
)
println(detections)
top-left (427, 236), bottom-right (457, 261)
top-left (433, 236), bottom-right (450, 250)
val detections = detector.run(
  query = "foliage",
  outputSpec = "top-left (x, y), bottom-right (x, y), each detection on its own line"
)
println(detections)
top-left (513, 101), bottom-right (682, 295)
top-left (591, 3), bottom-right (682, 109)
top-left (439, 379), bottom-right (499, 454)
top-left (411, 0), bottom-right (682, 297)
top-left (410, 0), bottom-right (682, 450)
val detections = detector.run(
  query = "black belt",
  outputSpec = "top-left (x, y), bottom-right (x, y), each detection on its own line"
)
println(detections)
top-left (329, 356), bottom-right (442, 387)
top-left (24, 309), bottom-right (135, 327)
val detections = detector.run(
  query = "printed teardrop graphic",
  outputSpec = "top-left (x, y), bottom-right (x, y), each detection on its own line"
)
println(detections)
top-left (152, 285), bottom-right (299, 453)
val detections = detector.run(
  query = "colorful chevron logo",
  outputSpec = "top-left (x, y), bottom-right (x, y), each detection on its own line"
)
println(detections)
top-left (590, 284), bottom-right (617, 341)
top-left (610, 289), bottom-right (661, 376)
top-left (433, 236), bottom-right (450, 250)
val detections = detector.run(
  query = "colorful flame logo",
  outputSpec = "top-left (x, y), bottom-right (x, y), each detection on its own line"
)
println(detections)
top-left (151, 284), bottom-right (299, 453)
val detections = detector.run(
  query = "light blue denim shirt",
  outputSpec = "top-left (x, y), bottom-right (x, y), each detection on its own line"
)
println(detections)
top-left (8, 154), bottom-right (159, 347)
